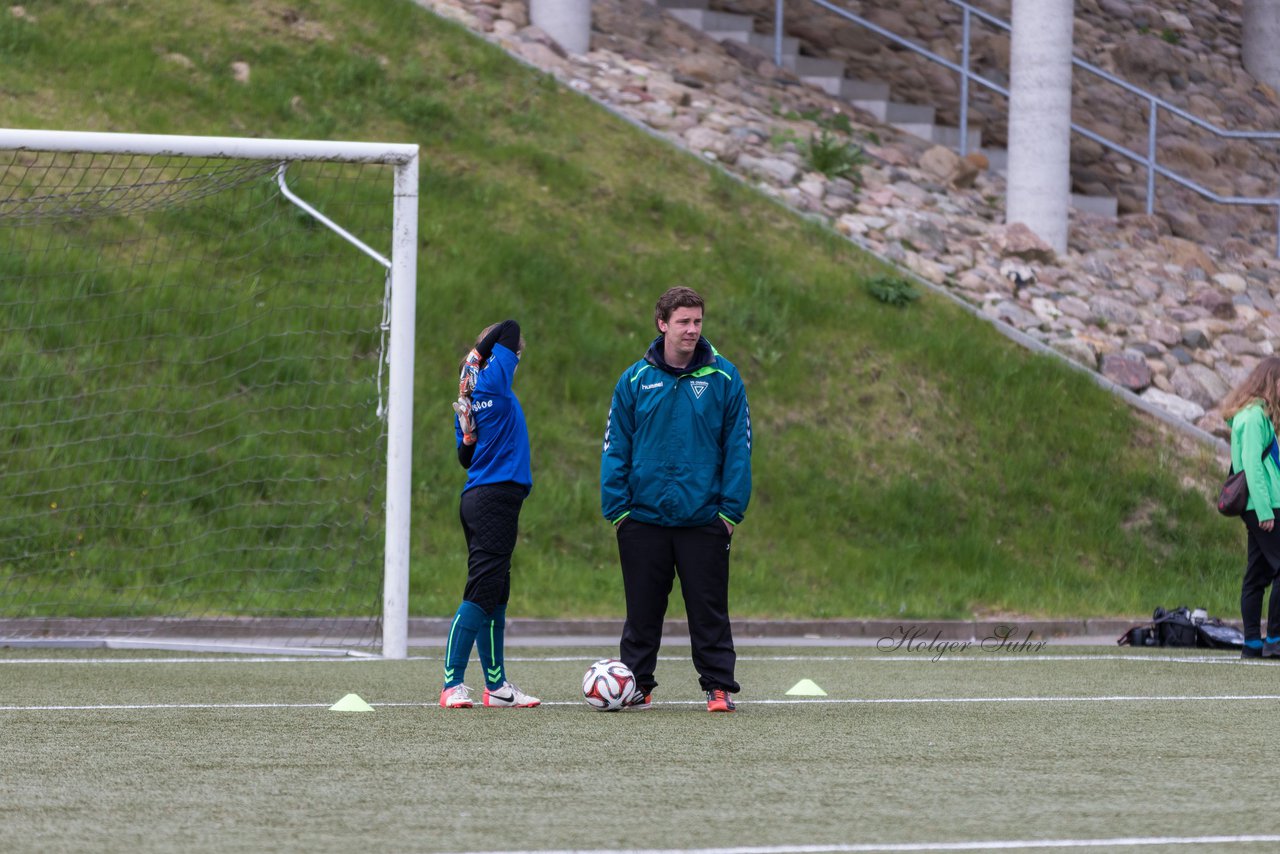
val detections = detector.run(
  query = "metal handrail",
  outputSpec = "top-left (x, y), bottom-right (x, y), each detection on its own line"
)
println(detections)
top-left (772, 0), bottom-right (1280, 254)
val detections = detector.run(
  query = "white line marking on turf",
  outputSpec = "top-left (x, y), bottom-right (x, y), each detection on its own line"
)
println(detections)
top-left (0, 702), bottom-right (337, 711)
top-left (0, 653), bottom-right (1247, 665)
top-left (440, 835), bottom-right (1280, 853)
top-left (746, 694), bottom-right (1280, 705)
top-left (0, 656), bottom-right (435, 665)
top-left (8, 694), bottom-right (1280, 712)
top-left (501, 654), bottom-right (1242, 665)
top-left (747, 655), bottom-right (1241, 664)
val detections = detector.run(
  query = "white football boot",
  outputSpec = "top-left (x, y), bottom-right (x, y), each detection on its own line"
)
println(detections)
top-left (483, 680), bottom-right (541, 708)
top-left (439, 683), bottom-right (474, 709)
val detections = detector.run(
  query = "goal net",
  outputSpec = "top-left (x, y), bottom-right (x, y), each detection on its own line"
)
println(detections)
top-left (0, 130), bottom-right (418, 657)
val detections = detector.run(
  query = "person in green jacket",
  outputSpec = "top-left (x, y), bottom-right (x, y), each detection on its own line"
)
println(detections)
top-left (1222, 356), bottom-right (1280, 658)
top-left (601, 286), bottom-right (752, 712)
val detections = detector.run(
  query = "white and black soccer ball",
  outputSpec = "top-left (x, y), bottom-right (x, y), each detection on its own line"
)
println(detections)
top-left (581, 658), bottom-right (637, 711)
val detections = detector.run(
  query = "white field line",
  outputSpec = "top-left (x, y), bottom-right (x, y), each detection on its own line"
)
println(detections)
top-left (750, 655), bottom-right (1241, 664)
top-left (0, 653), bottom-right (1245, 665)
top-left (0, 702), bottom-right (337, 711)
top-left (513, 654), bottom-right (1245, 665)
top-left (438, 836), bottom-right (1280, 853)
top-left (7, 693), bottom-right (1280, 712)
top-left (0, 656), bottom-right (428, 665)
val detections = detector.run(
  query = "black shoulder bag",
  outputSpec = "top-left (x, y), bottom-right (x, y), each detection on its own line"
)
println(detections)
top-left (1218, 438), bottom-right (1277, 517)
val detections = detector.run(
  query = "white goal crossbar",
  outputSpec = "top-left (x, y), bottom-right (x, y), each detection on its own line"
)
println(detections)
top-left (0, 129), bottom-right (419, 659)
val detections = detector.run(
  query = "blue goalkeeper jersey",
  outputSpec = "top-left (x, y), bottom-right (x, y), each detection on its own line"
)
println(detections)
top-left (456, 342), bottom-right (532, 494)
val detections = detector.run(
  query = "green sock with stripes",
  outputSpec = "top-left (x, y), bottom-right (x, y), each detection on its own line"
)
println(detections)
top-left (477, 605), bottom-right (507, 690)
top-left (443, 600), bottom-right (486, 688)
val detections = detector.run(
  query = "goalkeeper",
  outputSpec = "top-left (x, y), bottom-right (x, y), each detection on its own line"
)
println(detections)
top-left (440, 319), bottom-right (539, 709)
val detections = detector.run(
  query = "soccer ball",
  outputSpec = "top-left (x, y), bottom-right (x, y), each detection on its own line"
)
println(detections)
top-left (581, 658), bottom-right (637, 711)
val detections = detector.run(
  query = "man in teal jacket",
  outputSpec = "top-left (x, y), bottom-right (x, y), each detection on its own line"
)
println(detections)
top-left (601, 287), bottom-right (752, 712)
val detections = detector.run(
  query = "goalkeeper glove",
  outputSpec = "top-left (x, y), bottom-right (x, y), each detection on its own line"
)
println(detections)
top-left (452, 397), bottom-right (477, 446)
top-left (459, 348), bottom-right (482, 397)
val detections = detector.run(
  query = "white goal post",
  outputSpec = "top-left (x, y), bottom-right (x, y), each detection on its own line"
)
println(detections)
top-left (0, 129), bottom-right (418, 658)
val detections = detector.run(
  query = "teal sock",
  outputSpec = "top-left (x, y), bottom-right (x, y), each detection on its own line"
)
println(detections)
top-left (1268, 637), bottom-right (1280, 644)
top-left (443, 601), bottom-right (486, 687)
top-left (477, 605), bottom-right (507, 690)
top-left (1246, 638), bottom-right (1264, 649)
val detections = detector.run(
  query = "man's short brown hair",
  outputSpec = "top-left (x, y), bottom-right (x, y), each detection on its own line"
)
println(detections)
top-left (654, 286), bottom-right (705, 332)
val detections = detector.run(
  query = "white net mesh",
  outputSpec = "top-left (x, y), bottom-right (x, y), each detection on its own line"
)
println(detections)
top-left (0, 149), bottom-right (395, 652)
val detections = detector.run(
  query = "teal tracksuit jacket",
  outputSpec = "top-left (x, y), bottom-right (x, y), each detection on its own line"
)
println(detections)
top-left (601, 336), bottom-right (752, 528)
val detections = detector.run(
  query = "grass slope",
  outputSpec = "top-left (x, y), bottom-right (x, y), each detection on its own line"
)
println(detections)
top-left (0, 0), bottom-right (1244, 620)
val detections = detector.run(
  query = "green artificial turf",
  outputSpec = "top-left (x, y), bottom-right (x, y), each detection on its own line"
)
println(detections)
top-left (2, 646), bottom-right (1277, 852)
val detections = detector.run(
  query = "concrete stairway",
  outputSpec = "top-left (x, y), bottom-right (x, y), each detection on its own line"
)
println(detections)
top-left (648, 0), bottom-right (1119, 217)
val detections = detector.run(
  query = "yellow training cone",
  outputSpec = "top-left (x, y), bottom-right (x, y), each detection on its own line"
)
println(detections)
top-left (785, 679), bottom-right (827, 697)
top-left (329, 693), bottom-right (374, 712)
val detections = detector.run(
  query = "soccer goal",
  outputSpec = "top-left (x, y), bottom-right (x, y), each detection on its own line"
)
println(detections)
top-left (0, 129), bottom-right (418, 658)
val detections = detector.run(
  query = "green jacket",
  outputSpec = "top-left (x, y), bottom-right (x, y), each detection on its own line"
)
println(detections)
top-left (601, 336), bottom-right (751, 528)
top-left (1230, 402), bottom-right (1280, 523)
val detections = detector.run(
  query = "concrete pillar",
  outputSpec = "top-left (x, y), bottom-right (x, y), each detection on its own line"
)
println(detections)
top-left (1244, 0), bottom-right (1280, 93)
top-left (530, 0), bottom-right (592, 56)
top-left (1005, 0), bottom-right (1074, 255)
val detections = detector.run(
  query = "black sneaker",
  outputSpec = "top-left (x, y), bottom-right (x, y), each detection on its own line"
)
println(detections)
top-left (621, 690), bottom-right (652, 711)
top-left (1243, 645), bottom-right (1264, 659)
top-left (1265, 641), bottom-right (1280, 658)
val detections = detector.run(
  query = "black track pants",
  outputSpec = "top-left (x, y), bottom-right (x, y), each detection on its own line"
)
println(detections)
top-left (1241, 510), bottom-right (1280, 641)
top-left (616, 518), bottom-right (739, 694)
top-left (459, 482), bottom-right (528, 613)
